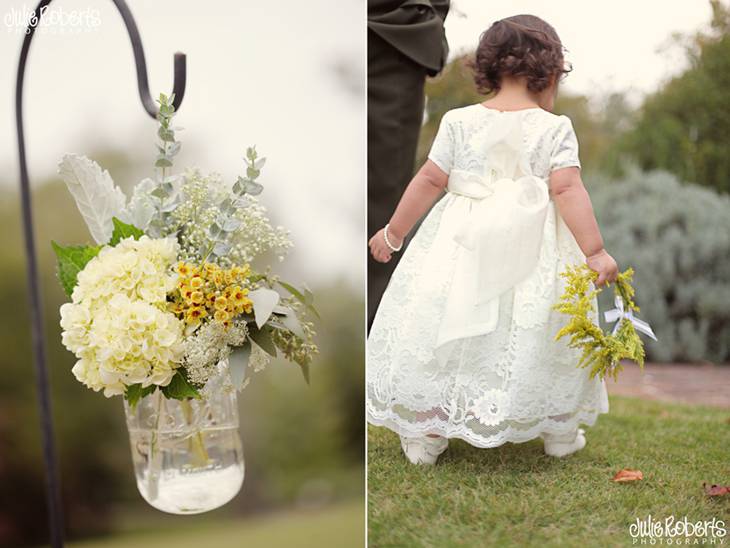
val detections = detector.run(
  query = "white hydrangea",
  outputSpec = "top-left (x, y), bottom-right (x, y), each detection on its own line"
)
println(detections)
top-left (60, 236), bottom-right (184, 397)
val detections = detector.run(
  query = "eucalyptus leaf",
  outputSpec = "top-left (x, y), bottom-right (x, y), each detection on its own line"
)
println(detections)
top-left (208, 223), bottom-right (222, 238)
top-left (213, 241), bottom-right (232, 256)
top-left (220, 217), bottom-right (242, 232)
top-left (278, 280), bottom-right (321, 319)
top-left (228, 341), bottom-right (251, 390)
top-left (244, 180), bottom-right (263, 196)
top-left (280, 311), bottom-right (306, 339)
top-left (248, 287), bottom-right (280, 328)
top-left (248, 325), bottom-right (277, 357)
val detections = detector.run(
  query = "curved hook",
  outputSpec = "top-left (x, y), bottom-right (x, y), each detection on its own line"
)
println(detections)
top-left (112, 0), bottom-right (186, 116)
top-left (15, 2), bottom-right (188, 546)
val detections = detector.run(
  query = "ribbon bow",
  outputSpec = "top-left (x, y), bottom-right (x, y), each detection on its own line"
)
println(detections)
top-left (603, 296), bottom-right (658, 341)
top-left (449, 115), bottom-right (550, 306)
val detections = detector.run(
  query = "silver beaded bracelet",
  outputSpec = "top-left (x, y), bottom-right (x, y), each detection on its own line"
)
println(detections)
top-left (383, 223), bottom-right (403, 252)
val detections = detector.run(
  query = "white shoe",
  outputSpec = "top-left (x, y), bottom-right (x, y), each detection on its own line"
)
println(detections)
top-left (541, 428), bottom-right (586, 458)
top-left (400, 435), bottom-right (448, 465)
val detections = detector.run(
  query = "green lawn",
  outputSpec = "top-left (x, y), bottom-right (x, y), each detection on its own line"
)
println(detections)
top-left (368, 396), bottom-right (730, 547)
top-left (68, 500), bottom-right (364, 548)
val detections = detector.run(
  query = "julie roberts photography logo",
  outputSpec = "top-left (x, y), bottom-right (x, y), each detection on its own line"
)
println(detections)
top-left (4, 4), bottom-right (101, 34)
top-left (630, 515), bottom-right (727, 545)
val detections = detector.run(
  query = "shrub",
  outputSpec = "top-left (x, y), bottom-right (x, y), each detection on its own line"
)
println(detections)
top-left (588, 169), bottom-right (730, 363)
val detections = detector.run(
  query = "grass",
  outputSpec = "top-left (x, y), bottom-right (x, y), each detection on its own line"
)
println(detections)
top-left (68, 500), bottom-right (364, 548)
top-left (368, 396), bottom-right (730, 547)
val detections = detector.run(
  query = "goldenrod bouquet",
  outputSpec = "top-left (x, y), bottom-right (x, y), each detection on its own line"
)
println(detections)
top-left (553, 264), bottom-right (657, 380)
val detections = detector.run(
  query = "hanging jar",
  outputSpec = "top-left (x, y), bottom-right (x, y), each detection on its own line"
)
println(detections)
top-left (123, 362), bottom-right (244, 514)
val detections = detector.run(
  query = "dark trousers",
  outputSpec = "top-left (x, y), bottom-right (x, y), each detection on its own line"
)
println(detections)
top-left (368, 31), bottom-right (426, 330)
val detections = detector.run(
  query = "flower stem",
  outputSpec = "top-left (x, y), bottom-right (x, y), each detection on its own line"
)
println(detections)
top-left (180, 398), bottom-right (210, 466)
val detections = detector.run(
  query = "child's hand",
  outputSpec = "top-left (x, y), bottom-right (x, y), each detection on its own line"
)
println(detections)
top-left (586, 249), bottom-right (618, 287)
top-left (369, 228), bottom-right (401, 263)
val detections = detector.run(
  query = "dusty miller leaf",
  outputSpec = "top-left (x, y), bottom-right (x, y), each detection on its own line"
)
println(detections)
top-left (58, 154), bottom-right (127, 244)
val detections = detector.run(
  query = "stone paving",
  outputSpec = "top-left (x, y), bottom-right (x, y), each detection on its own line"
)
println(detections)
top-left (606, 362), bottom-right (730, 409)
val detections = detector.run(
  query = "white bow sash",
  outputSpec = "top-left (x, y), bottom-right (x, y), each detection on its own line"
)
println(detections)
top-left (435, 115), bottom-right (550, 359)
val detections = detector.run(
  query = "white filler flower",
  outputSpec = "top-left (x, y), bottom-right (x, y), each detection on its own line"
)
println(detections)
top-left (60, 236), bottom-right (184, 397)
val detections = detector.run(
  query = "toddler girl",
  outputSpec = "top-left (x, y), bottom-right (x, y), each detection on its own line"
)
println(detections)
top-left (367, 14), bottom-right (618, 464)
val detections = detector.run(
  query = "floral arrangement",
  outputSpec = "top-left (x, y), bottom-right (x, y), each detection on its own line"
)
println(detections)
top-left (553, 264), bottom-right (657, 380)
top-left (54, 93), bottom-right (318, 407)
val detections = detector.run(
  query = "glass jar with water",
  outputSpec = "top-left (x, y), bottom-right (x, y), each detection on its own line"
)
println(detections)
top-left (123, 364), bottom-right (244, 514)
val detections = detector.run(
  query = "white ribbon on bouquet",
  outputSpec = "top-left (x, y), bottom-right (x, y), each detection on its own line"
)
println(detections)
top-left (603, 295), bottom-right (658, 340)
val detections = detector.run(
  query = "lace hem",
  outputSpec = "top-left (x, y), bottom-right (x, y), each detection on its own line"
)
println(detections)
top-left (366, 401), bottom-right (609, 449)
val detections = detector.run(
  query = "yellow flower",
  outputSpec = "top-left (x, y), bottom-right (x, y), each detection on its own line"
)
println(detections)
top-left (212, 271), bottom-right (225, 287)
top-left (214, 296), bottom-right (229, 311)
top-left (203, 262), bottom-right (218, 275)
top-left (214, 309), bottom-right (229, 323)
top-left (190, 291), bottom-right (205, 305)
top-left (190, 276), bottom-right (204, 290)
top-left (175, 262), bottom-right (191, 276)
top-left (231, 286), bottom-right (250, 306)
top-left (231, 264), bottom-right (251, 280)
top-left (185, 305), bottom-right (207, 323)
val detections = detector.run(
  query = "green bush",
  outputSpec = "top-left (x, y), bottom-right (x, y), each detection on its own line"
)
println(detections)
top-left (589, 169), bottom-right (730, 362)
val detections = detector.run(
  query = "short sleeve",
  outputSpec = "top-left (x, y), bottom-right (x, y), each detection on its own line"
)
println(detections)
top-left (550, 115), bottom-right (581, 172)
top-left (427, 112), bottom-right (455, 174)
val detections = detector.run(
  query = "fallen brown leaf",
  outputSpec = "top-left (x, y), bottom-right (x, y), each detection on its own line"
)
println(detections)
top-left (703, 483), bottom-right (730, 497)
top-left (612, 469), bottom-right (644, 482)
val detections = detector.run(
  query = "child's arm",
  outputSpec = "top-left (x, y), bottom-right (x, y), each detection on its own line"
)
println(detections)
top-left (550, 166), bottom-right (618, 286)
top-left (369, 160), bottom-right (448, 263)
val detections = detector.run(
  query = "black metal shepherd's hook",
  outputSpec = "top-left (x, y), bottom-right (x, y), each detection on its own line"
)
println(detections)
top-left (15, 1), bottom-right (186, 546)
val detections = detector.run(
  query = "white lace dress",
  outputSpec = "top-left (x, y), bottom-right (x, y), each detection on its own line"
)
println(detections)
top-left (367, 104), bottom-right (609, 448)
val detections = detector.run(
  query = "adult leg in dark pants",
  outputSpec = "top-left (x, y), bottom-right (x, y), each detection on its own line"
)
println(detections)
top-left (367, 30), bottom-right (426, 330)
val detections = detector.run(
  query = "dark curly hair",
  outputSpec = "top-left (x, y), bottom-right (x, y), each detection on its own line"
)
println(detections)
top-left (469, 14), bottom-right (571, 95)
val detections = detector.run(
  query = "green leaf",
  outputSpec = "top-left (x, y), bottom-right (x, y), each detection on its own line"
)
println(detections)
top-left (161, 370), bottom-right (201, 400)
top-left (158, 127), bottom-right (175, 142)
top-left (277, 280), bottom-right (321, 319)
top-left (109, 217), bottom-right (144, 246)
top-left (155, 157), bottom-right (173, 168)
top-left (244, 180), bottom-right (263, 196)
top-left (124, 383), bottom-right (157, 409)
top-left (249, 324), bottom-right (277, 357)
top-left (298, 360), bottom-right (310, 385)
top-left (228, 341), bottom-right (251, 389)
top-left (51, 241), bottom-right (101, 297)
